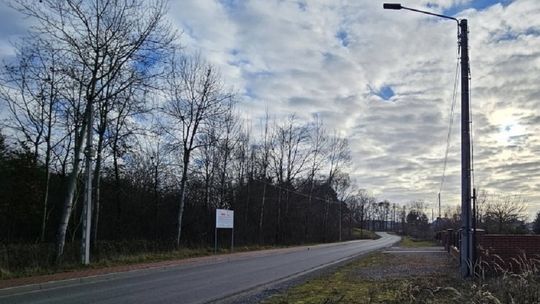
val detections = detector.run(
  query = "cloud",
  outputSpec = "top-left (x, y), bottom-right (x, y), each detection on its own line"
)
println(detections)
top-left (1, 0), bottom-right (539, 218)
top-left (0, 3), bottom-right (29, 58)
top-left (166, 0), bottom-right (540, 217)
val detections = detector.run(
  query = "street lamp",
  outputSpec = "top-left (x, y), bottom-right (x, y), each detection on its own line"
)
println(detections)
top-left (383, 3), bottom-right (473, 278)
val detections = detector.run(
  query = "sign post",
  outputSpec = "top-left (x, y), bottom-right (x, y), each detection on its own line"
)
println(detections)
top-left (215, 209), bottom-right (234, 254)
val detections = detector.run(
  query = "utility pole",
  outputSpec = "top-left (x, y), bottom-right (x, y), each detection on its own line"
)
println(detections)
top-left (459, 19), bottom-right (472, 278)
top-left (338, 201), bottom-right (342, 241)
top-left (81, 99), bottom-right (93, 265)
top-left (393, 204), bottom-right (396, 231)
top-left (383, 3), bottom-right (473, 277)
top-left (472, 188), bottom-right (477, 269)
top-left (438, 192), bottom-right (441, 218)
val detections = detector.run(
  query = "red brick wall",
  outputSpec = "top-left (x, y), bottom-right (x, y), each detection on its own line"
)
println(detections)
top-left (477, 235), bottom-right (540, 270)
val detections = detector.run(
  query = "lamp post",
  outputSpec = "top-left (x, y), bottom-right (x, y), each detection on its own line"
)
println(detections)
top-left (81, 96), bottom-right (93, 265)
top-left (383, 3), bottom-right (473, 278)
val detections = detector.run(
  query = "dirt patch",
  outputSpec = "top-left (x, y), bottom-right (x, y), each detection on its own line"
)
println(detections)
top-left (351, 247), bottom-right (457, 280)
top-left (260, 246), bottom-right (464, 304)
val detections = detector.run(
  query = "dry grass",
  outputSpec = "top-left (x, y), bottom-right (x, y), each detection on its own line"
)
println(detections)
top-left (0, 242), bottom-right (283, 280)
top-left (399, 236), bottom-right (437, 248)
top-left (469, 254), bottom-right (540, 303)
top-left (261, 250), bottom-right (463, 304)
top-left (351, 229), bottom-right (379, 240)
top-left (262, 249), bottom-right (540, 304)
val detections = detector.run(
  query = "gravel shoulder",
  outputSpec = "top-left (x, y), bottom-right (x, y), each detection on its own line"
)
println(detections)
top-left (256, 245), bottom-right (461, 304)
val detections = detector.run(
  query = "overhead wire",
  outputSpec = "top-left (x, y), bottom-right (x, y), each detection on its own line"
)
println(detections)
top-left (252, 178), bottom-right (342, 205)
top-left (438, 43), bottom-right (461, 197)
top-left (438, 24), bottom-right (477, 220)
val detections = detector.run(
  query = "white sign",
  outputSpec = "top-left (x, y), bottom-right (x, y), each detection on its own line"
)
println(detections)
top-left (216, 209), bottom-right (234, 228)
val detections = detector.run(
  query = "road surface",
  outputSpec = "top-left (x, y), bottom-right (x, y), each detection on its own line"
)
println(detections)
top-left (1, 232), bottom-right (400, 304)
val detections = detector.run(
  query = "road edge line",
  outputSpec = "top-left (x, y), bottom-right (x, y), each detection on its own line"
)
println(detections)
top-left (206, 234), bottom-right (401, 304)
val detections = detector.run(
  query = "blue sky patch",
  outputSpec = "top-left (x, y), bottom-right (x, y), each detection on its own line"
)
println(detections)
top-left (490, 26), bottom-right (540, 42)
top-left (443, 0), bottom-right (513, 17)
top-left (244, 87), bottom-right (256, 99)
top-left (371, 85), bottom-right (395, 101)
top-left (525, 28), bottom-right (540, 37)
top-left (336, 30), bottom-right (349, 47)
top-left (493, 30), bottom-right (520, 42)
top-left (244, 70), bottom-right (273, 80)
top-left (297, 1), bottom-right (307, 12)
top-left (218, 0), bottom-right (242, 11)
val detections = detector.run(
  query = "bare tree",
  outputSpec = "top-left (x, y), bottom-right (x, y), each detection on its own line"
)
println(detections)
top-left (360, 191), bottom-right (375, 233)
top-left (163, 53), bottom-right (233, 248)
top-left (270, 115), bottom-right (309, 243)
top-left (0, 36), bottom-right (65, 242)
top-left (347, 190), bottom-right (375, 237)
top-left (93, 82), bottom-right (151, 244)
top-left (303, 115), bottom-right (327, 242)
top-left (379, 200), bottom-right (390, 230)
top-left (10, 0), bottom-right (175, 259)
top-left (483, 193), bottom-right (527, 233)
top-left (271, 115), bottom-right (310, 184)
top-left (216, 106), bottom-right (238, 208)
top-left (194, 123), bottom-right (220, 210)
top-left (233, 121), bottom-right (253, 231)
top-left (326, 133), bottom-right (351, 185)
top-left (257, 111), bottom-right (271, 244)
top-left (331, 172), bottom-right (354, 241)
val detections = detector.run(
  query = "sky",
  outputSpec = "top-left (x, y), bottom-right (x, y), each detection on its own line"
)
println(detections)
top-left (0, 0), bottom-right (539, 218)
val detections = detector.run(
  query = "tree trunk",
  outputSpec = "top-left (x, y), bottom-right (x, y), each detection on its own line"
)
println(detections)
top-left (55, 118), bottom-right (87, 261)
top-left (92, 98), bottom-right (108, 246)
top-left (284, 189), bottom-right (291, 243)
top-left (275, 189), bottom-right (281, 244)
top-left (40, 88), bottom-right (55, 242)
top-left (40, 151), bottom-right (52, 242)
top-left (244, 178), bottom-right (250, 239)
top-left (176, 150), bottom-right (190, 248)
top-left (153, 162), bottom-right (159, 239)
top-left (258, 182), bottom-right (266, 244)
top-left (112, 137), bottom-right (122, 223)
top-left (219, 143), bottom-right (229, 208)
top-left (40, 170), bottom-right (51, 242)
top-left (92, 131), bottom-right (105, 246)
top-left (304, 180), bottom-right (314, 243)
top-left (323, 199), bottom-right (330, 242)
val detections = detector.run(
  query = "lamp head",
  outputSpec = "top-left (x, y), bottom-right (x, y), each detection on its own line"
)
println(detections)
top-left (383, 3), bottom-right (402, 10)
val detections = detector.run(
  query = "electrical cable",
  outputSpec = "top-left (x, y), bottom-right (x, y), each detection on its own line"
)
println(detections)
top-left (252, 178), bottom-right (341, 205)
top-left (439, 45), bottom-right (461, 197)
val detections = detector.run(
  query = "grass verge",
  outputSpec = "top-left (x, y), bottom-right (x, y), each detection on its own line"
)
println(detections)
top-left (399, 236), bottom-right (437, 248)
top-left (351, 228), bottom-right (379, 240)
top-left (261, 251), bottom-right (463, 304)
top-left (0, 244), bottom-right (281, 281)
top-left (261, 248), bottom-right (540, 303)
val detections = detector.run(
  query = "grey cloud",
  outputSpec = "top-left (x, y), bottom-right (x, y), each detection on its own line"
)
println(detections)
top-left (0, 0), bottom-right (526, 215)
top-left (171, 0), bottom-right (540, 216)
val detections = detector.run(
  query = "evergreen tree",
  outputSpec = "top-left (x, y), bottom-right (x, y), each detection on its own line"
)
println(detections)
top-left (533, 211), bottom-right (540, 234)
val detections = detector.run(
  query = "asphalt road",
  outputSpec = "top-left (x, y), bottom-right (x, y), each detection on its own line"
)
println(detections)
top-left (1, 232), bottom-right (400, 304)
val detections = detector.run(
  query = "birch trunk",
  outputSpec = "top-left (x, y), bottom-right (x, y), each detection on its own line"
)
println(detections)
top-left (258, 182), bottom-right (266, 244)
top-left (92, 131), bottom-right (105, 245)
top-left (55, 115), bottom-right (87, 261)
top-left (175, 150), bottom-right (190, 248)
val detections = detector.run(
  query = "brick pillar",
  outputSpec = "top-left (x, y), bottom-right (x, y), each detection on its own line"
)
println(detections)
top-left (446, 229), bottom-right (454, 252)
